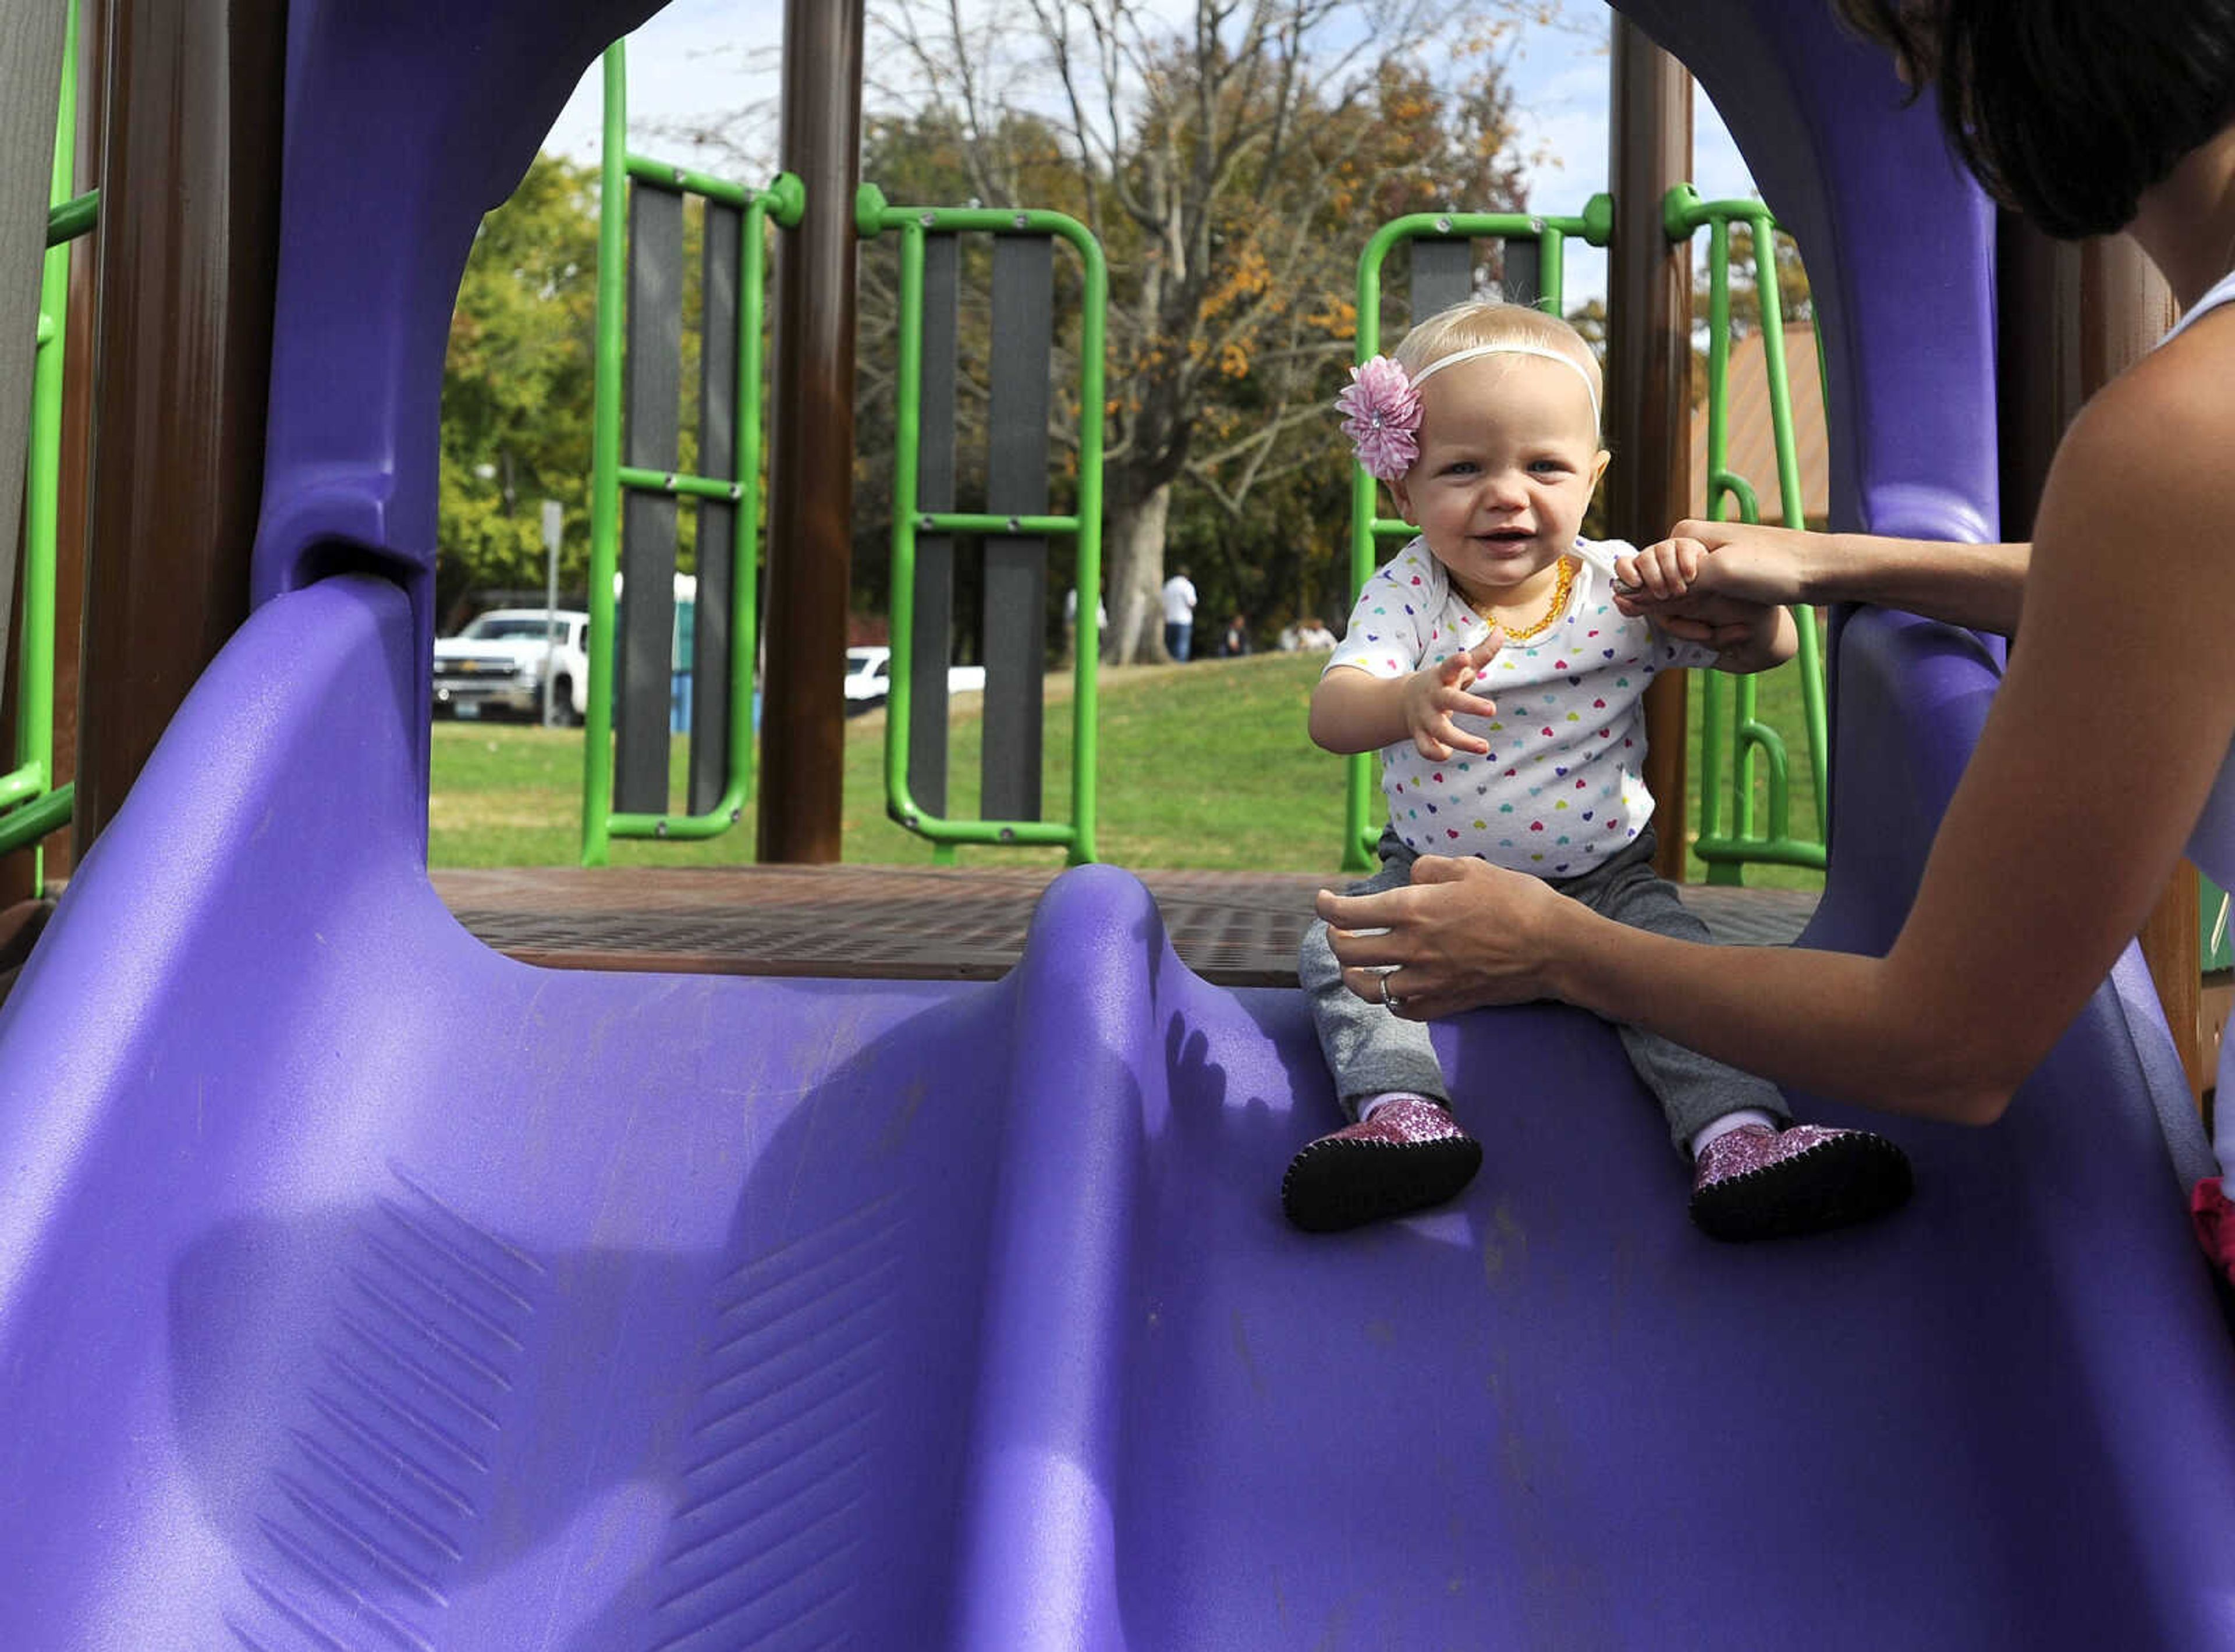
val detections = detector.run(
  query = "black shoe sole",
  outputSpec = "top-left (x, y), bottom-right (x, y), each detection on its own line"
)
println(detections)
top-left (1688, 1131), bottom-right (1914, 1242)
top-left (1282, 1132), bottom-right (1484, 1233)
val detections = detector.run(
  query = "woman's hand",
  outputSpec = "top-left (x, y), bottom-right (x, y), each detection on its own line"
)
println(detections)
top-left (1613, 520), bottom-right (1829, 642)
top-left (1315, 854), bottom-right (1578, 1019)
top-left (1399, 631), bottom-right (1504, 761)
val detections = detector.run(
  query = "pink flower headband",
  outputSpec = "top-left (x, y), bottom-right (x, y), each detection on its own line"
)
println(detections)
top-left (1335, 343), bottom-right (1603, 481)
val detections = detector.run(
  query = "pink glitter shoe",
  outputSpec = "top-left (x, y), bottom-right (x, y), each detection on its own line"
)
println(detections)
top-left (2191, 1178), bottom-right (2235, 1286)
top-left (1688, 1122), bottom-right (1913, 1242)
top-left (1282, 1097), bottom-right (1483, 1233)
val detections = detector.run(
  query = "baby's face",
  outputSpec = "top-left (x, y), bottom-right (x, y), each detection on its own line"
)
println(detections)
top-left (1388, 353), bottom-right (1610, 616)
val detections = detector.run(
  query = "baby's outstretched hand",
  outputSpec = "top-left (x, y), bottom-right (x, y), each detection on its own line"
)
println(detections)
top-left (1613, 537), bottom-right (1705, 602)
top-left (1401, 630), bottom-right (1502, 760)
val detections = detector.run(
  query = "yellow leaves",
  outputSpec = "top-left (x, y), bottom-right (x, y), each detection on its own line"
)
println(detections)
top-left (1218, 340), bottom-right (1250, 380)
top-left (1308, 297), bottom-right (1358, 335)
top-left (1198, 242), bottom-right (1271, 323)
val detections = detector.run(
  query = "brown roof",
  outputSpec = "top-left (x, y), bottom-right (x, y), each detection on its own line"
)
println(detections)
top-left (1688, 324), bottom-right (1829, 524)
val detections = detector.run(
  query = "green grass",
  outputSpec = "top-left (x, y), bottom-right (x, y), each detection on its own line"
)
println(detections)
top-left (430, 647), bottom-right (1827, 889)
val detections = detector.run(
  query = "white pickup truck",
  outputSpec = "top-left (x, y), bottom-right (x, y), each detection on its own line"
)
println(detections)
top-left (434, 609), bottom-right (591, 723)
top-left (843, 645), bottom-right (987, 715)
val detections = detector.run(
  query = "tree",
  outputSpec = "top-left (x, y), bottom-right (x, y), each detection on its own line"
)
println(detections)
top-left (438, 152), bottom-right (602, 624)
top-left (872, 0), bottom-right (1537, 663)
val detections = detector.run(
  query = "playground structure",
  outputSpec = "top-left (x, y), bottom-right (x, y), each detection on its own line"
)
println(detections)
top-left (5, 2), bottom-right (2235, 1647)
top-left (584, 49), bottom-right (1835, 886)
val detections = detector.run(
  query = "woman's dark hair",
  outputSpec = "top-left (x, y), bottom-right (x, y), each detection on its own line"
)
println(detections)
top-left (1834, 0), bottom-right (2235, 239)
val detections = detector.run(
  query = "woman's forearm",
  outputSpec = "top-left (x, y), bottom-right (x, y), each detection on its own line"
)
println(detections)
top-left (1802, 532), bottom-right (2031, 637)
top-left (1539, 905), bottom-right (2006, 1122)
top-left (1659, 520), bottom-right (2032, 638)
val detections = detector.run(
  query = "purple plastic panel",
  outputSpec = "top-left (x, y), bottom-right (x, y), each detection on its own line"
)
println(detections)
top-left (247, 0), bottom-right (666, 807)
top-left (1609, 0), bottom-right (2000, 545)
top-left (251, 0), bottom-right (662, 613)
top-left (3, 580), bottom-right (2235, 1647)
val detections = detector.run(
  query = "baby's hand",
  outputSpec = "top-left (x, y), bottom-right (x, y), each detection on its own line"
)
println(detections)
top-left (1613, 534), bottom-right (1786, 646)
top-left (1613, 537), bottom-right (1705, 602)
top-left (1401, 631), bottom-right (1503, 760)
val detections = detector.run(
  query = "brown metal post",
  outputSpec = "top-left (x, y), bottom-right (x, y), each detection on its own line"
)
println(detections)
top-left (757, 0), bottom-right (864, 864)
top-left (73, 0), bottom-right (288, 857)
top-left (1603, 20), bottom-right (1695, 884)
top-left (1996, 218), bottom-right (2201, 1099)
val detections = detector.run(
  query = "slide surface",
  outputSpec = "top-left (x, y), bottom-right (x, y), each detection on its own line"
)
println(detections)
top-left (4, 578), bottom-right (2234, 1650)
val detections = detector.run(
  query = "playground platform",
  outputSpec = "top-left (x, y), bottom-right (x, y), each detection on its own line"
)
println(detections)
top-left (432, 863), bottom-right (1821, 985)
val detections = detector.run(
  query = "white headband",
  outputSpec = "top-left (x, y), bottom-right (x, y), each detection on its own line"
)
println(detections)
top-left (1411, 341), bottom-right (1601, 428)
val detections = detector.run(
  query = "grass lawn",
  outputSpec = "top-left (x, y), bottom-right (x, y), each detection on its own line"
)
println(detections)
top-left (431, 645), bottom-right (1827, 889)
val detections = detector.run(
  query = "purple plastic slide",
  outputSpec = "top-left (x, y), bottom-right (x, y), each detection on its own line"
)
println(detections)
top-left (3, 574), bottom-right (2234, 1649)
top-left (4, 0), bottom-right (2235, 1645)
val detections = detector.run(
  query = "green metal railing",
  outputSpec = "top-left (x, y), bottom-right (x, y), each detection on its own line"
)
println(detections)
top-left (855, 185), bottom-right (1106, 866)
top-left (5, 0), bottom-right (90, 884)
top-left (581, 40), bottom-right (804, 865)
top-left (1342, 196), bottom-right (1615, 872)
top-left (1664, 184), bottom-right (1829, 882)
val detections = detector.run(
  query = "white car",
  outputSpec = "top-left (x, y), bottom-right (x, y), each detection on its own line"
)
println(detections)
top-left (843, 645), bottom-right (987, 714)
top-left (434, 609), bottom-right (591, 723)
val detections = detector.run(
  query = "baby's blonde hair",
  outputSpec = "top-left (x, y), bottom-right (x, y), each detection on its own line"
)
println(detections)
top-left (1391, 301), bottom-right (1605, 427)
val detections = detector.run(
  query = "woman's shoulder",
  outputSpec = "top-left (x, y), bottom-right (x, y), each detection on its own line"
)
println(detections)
top-left (2116, 305), bottom-right (2235, 422)
top-left (2039, 329), bottom-right (2235, 605)
top-left (2062, 326), bottom-right (2235, 535)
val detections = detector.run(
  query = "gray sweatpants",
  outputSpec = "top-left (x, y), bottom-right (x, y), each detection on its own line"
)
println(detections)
top-left (1298, 828), bottom-right (1791, 1152)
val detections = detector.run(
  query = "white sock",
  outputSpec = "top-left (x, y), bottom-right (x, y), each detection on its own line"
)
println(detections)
top-left (1358, 1090), bottom-right (1438, 1123)
top-left (1689, 1109), bottom-right (1780, 1159)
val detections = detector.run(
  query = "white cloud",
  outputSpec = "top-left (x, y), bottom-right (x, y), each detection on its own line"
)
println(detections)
top-left (544, 1), bottom-right (786, 171)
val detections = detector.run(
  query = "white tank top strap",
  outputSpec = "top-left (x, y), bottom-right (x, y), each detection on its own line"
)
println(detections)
top-left (2163, 267), bottom-right (2235, 344)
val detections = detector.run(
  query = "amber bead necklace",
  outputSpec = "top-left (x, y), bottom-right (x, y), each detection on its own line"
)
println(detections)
top-left (1483, 553), bottom-right (1577, 644)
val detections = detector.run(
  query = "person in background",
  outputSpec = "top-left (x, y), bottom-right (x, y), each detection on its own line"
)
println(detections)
top-left (1162, 567), bottom-right (1199, 662)
top-left (1219, 612), bottom-right (1251, 658)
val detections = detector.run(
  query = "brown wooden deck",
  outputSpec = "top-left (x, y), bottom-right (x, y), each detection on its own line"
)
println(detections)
top-left (433, 864), bottom-right (1821, 987)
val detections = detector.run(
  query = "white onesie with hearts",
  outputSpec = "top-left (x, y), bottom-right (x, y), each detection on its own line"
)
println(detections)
top-left (1325, 535), bottom-right (1718, 877)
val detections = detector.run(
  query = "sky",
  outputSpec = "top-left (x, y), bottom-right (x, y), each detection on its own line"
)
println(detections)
top-left (539, 0), bottom-right (1762, 310)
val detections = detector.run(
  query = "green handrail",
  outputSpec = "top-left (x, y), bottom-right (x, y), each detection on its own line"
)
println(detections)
top-left (855, 185), bottom-right (1106, 867)
top-left (580, 40), bottom-right (804, 864)
top-left (1342, 196), bottom-right (1615, 871)
top-left (2, 0), bottom-right (88, 879)
top-left (1663, 185), bottom-right (1830, 883)
top-left (45, 189), bottom-right (95, 247)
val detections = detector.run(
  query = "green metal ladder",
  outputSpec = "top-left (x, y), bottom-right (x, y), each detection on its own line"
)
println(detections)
top-left (4, 0), bottom-right (94, 886)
